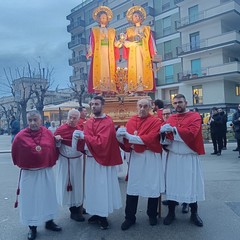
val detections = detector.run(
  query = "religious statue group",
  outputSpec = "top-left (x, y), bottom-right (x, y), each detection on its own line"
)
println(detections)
top-left (87, 5), bottom-right (158, 94)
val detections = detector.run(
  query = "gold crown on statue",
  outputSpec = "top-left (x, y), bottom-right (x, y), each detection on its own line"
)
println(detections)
top-left (92, 6), bottom-right (113, 21)
top-left (126, 6), bottom-right (146, 22)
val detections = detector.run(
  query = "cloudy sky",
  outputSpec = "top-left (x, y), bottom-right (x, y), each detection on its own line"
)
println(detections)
top-left (0, 0), bottom-right (84, 96)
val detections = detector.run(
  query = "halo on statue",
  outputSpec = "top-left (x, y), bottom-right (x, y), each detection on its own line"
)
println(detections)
top-left (126, 6), bottom-right (147, 22)
top-left (92, 6), bottom-right (113, 21)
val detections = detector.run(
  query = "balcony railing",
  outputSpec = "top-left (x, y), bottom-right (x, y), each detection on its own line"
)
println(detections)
top-left (175, 0), bottom-right (240, 29)
top-left (178, 61), bottom-right (240, 81)
top-left (67, 20), bottom-right (85, 32)
top-left (69, 55), bottom-right (87, 65)
top-left (68, 38), bottom-right (87, 48)
top-left (145, 6), bottom-right (155, 17)
top-left (177, 31), bottom-right (240, 55)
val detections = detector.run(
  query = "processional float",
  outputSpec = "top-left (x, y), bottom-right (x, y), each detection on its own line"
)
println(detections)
top-left (88, 5), bottom-right (161, 125)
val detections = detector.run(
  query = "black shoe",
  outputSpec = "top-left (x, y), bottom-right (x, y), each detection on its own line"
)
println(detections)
top-left (163, 212), bottom-right (175, 225)
top-left (238, 155), bottom-right (240, 158)
top-left (182, 203), bottom-right (189, 214)
top-left (88, 215), bottom-right (100, 224)
top-left (149, 217), bottom-right (157, 226)
top-left (162, 200), bottom-right (169, 206)
top-left (82, 208), bottom-right (87, 214)
top-left (222, 147), bottom-right (227, 150)
top-left (28, 227), bottom-right (37, 240)
top-left (211, 152), bottom-right (217, 155)
top-left (99, 217), bottom-right (109, 230)
top-left (233, 148), bottom-right (239, 151)
top-left (45, 220), bottom-right (62, 231)
top-left (217, 152), bottom-right (221, 156)
top-left (121, 219), bottom-right (135, 231)
top-left (70, 213), bottom-right (85, 222)
top-left (190, 213), bottom-right (203, 227)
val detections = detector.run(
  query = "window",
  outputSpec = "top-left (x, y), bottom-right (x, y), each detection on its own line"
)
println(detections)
top-left (192, 85), bottom-right (203, 104)
top-left (123, 11), bottom-right (127, 17)
top-left (165, 65), bottom-right (174, 83)
top-left (163, 17), bottom-right (171, 36)
top-left (191, 59), bottom-right (201, 77)
top-left (169, 89), bottom-right (178, 103)
top-left (117, 14), bottom-right (120, 20)
top-left (188, 5), bottom-right (199, 24)
top-left (236, 84), bottom-right (240, 96)
top-left (190, 32), bottom-right (200, 51)
top-left (141, 3), bottom-right (148, 8)
top-left (164, 41), bottom-right (172, 60)
top-left (162, 0), bottom-right (170, 11)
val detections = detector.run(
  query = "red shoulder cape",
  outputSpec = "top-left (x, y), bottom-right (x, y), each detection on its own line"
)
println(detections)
top-left (54, 123), bottom-right (83, 147)
top-left (167, 111), bottom-right (205, 155)
top-left (83, 115), bottom-right (122, 166)
top-left (121, 114), bottom-right (162, 153)
top-left (12, 126), bottom-right (58, 168)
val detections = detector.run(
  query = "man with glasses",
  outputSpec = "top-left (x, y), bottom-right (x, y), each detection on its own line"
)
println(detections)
top-left (160, 94), bottom-right (205, 227)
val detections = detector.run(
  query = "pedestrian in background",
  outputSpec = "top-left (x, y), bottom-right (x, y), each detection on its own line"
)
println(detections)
top-left (10, 115), bottom-right (20, 143)
top-left (209, 107), bottom-right (223, 156)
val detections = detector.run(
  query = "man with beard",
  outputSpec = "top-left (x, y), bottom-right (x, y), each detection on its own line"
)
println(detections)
top-left (72, 96), bottom-right (122, 230)
top-left (160, 94), bottom-right (205, 227)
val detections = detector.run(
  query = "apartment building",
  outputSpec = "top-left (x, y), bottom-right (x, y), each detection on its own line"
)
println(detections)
top-left (67, 0), bottom-right (240, 112)
top-left (175, 0), bottom-right (240, 112)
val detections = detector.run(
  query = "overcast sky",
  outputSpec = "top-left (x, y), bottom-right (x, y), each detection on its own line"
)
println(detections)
top-left (0, 0), bottom-right (84, 96)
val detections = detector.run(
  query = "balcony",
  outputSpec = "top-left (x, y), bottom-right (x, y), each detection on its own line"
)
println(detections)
top-left (67, 20), bottom-right (85, 32)
top-left (164, 52), bottom-right (173, 60)
top-left (68, 38), bottom-right (87, 48)
top-left (178, 61), bottom-right (240, 81)
top-left (145, 6), bottom-right (155, 17)
top-left (177, 31), bottom-right (240, 56)
top-left (175, 0), bottom-right (240, 29)
top-left (69, 55), bottom-right (87, 65)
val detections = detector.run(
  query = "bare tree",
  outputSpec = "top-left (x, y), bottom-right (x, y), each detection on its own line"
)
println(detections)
top-left (69, 82), bottom-right (87, 107)
top-left (2, 62), bottom-right (55, 127)
top-left (3, 67), bottom-right (33, 128)
top-left (31, 65), bottom-right (54, 120)
top-left (0, 104), bottom-right (15, 134)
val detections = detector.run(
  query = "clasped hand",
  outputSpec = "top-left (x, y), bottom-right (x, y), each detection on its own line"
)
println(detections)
top-left (73, 130), bottom-right (84, 140)
top-left (116, 127), bottom-right (127, 137)
top-left (160, 124), bottom-right (174, 133)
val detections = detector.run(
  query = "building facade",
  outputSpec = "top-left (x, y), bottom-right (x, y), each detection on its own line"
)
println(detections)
top-left (67, 0), bottom-right (240, 113)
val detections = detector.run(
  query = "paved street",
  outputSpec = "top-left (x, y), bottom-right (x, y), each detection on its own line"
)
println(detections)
top-left (1, 134), bottom-right (240, 240)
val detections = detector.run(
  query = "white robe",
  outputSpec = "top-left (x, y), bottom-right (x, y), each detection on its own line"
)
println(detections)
top-left (127, 150), bottom-right (165, 198)
top-left (84, 149), bottom-right (122, 217)
top-left (55, 144), bottom-right (84, 207)
top-left (165, 129), bottom-right (205, 203)
top-left (19, 168), bottom-right (58, 226)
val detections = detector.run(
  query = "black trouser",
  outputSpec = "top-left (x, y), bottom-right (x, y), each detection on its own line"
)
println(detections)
top-left (124, 194), bottom-right (158, 222)
top-left (222, 132), bottom-right (227, 148)
top-left (237, 139), bottom-right (240, 155)
top-left (211, 132), bottom-right (223, 153)
top-left (168, 200), bottom-right (198, 214)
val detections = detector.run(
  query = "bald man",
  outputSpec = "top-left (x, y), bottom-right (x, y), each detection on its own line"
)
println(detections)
top-left (117, 98), bottom-right (165, 230)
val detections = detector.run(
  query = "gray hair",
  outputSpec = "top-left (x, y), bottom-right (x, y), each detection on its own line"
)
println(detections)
top-left (27, 110), bottom-right (42, 119)
top-left (68, 109), bottom-right (80, 119)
